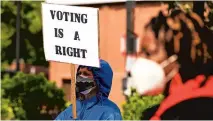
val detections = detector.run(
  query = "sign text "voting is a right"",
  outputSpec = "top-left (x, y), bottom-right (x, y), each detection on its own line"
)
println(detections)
top-left (42, 3), bottom-right (100, 67)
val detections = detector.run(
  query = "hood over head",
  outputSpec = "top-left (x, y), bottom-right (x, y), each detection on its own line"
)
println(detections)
top-left (77, 59), bottom-right (113, 98)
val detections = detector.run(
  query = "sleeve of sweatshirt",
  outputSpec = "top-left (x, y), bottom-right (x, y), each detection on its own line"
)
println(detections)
top-left (54, 106), bottom-right (72, 120)
top-left (103, 111), bottom-right (122, 120)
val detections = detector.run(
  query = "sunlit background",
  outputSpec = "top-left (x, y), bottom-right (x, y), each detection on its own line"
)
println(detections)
top-left (1, 1), bottom-right (213, 120)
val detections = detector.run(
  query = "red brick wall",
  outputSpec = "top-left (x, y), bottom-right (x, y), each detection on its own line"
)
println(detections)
top-left (49, 3), bottom-right (167, 109)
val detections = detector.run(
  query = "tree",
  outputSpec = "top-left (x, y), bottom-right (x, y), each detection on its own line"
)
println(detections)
top-left (122, 90), bottom-right (164, 120)
top-left (1, 89), bottom-right (15, 120)
top-left (1, 1), bottom-right (47, 70)
top-left (1, 72), bottom-right (66, 120)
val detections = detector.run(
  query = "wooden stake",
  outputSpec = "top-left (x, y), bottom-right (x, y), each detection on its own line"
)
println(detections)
top-left (97, 10), bottom-right (100, 58)
top-left (70, 64), bottom-right (77, 119)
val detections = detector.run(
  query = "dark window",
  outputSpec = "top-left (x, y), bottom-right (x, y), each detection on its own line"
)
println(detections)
top-left (62, 79), bottom-right (71, 101)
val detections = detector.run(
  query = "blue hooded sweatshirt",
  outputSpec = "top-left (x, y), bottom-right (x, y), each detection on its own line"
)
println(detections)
top-left (55, 59), bottom-right (122, 120)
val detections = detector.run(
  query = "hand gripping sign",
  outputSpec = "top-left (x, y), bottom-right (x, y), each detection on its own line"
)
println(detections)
top-left (42, 3), bottom-right (100, 119)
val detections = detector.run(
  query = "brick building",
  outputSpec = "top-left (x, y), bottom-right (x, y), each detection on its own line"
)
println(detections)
top-left (9, 59), bottom-right (49, 78)
top-left (47, 1), bottom-right (168, 109)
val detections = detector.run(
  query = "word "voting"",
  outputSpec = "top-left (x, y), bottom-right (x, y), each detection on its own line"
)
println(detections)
top-left (50, 10), bottom-right (88, 24)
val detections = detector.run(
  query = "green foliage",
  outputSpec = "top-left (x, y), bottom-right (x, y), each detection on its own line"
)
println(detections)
top-left (1, 89), bottom-right (15, 120)
top-left (1, 98), bottom-right (15, 120)
top-left (122, 90), bottom-right (164, 120)
top-left (1, 72), bottom-right (66, 120)
top-left (1, 1), bottom-right (47, 70)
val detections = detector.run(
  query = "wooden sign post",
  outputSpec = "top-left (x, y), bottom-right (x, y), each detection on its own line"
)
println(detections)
top-left (42, 3), bottom-right (100, 119)
top-left (70, 64), bottom-right (77, 119)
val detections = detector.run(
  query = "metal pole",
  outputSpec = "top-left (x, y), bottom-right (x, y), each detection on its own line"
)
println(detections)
top-left (122, 0), bottom-right (136, 98)
top-left (16, 1), bottom-right (21, 71)
top-left (126, 0), bottom-right (136, 54)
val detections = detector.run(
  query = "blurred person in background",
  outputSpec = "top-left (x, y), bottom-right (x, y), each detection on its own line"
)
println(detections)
top-left (55, 59), bottom-right (122, 120)
top-left (128, 7), bottom-right (213, 120)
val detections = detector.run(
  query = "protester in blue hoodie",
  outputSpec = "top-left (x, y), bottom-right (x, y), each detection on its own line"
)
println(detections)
top-left (55, 59), bottom-right (122, 120)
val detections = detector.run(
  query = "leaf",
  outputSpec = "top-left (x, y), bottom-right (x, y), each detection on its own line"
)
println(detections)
top-left (1, 72), bottom-right (66, 120)
top-left (1, 1), bottom-right (48, 69)
top-left (122, 91), bottom-right (164, 120)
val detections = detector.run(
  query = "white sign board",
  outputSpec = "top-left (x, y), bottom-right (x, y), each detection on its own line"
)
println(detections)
top-left (42, 3), bottom-right (100, 67)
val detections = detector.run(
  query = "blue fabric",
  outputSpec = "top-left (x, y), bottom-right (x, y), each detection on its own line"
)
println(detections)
top-left (55, 59), bottom-right (122, 120)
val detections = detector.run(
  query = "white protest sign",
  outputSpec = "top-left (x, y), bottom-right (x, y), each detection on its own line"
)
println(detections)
top-left (42, 3), bottom-right (100, 67)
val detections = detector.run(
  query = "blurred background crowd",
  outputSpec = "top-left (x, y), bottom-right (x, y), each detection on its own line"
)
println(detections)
top-left (1, 1), bottom-right (213, 120)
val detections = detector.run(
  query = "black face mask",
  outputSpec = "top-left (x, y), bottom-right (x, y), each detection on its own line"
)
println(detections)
top-left (76, 75), bottom-right (95, 94)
